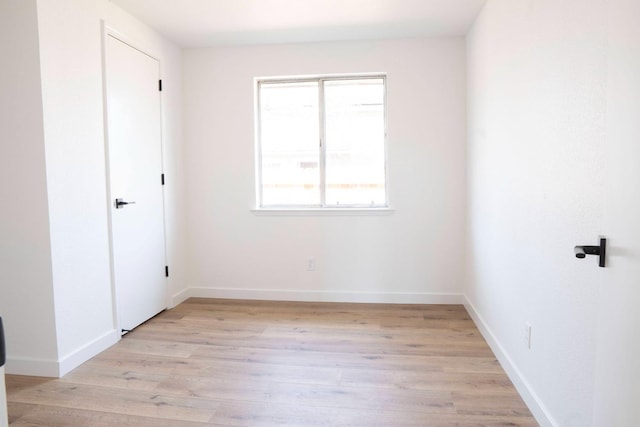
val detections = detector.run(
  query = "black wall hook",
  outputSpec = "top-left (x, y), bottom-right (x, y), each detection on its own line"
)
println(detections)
top-left (574, 238), bottom-right (606, 267)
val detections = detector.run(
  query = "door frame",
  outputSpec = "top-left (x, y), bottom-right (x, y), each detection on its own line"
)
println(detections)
top-left (100, 22), bottom-right (169, 335)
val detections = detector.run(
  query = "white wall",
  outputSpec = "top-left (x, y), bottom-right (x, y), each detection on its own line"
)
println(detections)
top-left (0, 0), bottom-right (59, 375)
top-left (182, 39), bottom-right (467, 303)
top-left (36, 0), bottom-right (118, 374)
top-left (0, 0), bottom-right (184, 377)
top-left (466, 0), bottom-right (607, 425)
top-left (35, 0), bottom-right (184, 375)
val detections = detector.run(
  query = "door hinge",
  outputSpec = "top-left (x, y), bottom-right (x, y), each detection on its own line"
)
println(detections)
top-left (161, 173), bottom-right (165, 185)
top-left (165, 266), bottom-right (169, 277)
top-left (159, 79), bottom-right (163, 92)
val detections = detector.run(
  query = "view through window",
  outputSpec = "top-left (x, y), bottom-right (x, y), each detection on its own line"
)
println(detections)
top-left (257, 76), bottom-right (387, 208)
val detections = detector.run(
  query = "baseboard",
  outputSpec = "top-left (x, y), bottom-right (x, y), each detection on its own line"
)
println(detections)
top-left (173, 287), bottom-right (464, 305)
top-left (57, 329), bottom-right (120, 377)
top-left (170, 287), bottom-right (192, 307)
top-left (5, 329), bottom-right (119, 378)
top-left (463, 295), bottom-right (557, 427)
top-left (5, 356), bottom-right (60, 377)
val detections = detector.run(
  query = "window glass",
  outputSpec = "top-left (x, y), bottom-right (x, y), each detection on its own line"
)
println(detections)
top-left (324, 78), bottom-right (386, 206)
top-left (259, 81), bottom-right (320, 206)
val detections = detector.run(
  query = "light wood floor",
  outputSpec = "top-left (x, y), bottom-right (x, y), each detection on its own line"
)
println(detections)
top-left (6, 298), bottom-right (537, 426)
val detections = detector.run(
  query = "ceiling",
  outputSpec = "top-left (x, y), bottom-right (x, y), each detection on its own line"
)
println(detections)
top-left (110, 0), bottom-right (487, 47)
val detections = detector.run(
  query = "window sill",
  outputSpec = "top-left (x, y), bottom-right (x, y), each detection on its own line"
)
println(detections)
top-left (251, 207), bottom-right (395, 216)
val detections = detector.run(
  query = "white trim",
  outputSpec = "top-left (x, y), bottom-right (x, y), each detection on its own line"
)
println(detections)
top-left (251, 207), bottom-right (395, 216)
top-left (57, 329), bottom-right (120, 377)
top-left (100, 19), bottom-right (121, 341)
top-left (170, 287), bottom-right (192, 308)
top-left (102, 24), bottom-right (160, 63)
top-left (254, 78), bottom-right (265, 208)
top-left (255, 72), bottom-right (387, 82)
top-left (319, 79), bottom-right (327, 206)
top-left (177, 287), bottom-right (463, 305)
top-left (5, 329), bottom-right (119, 378)
top-left (5, 356), bottom-right (59, 378)
top-left (463, 295), bottom-right (558, 427)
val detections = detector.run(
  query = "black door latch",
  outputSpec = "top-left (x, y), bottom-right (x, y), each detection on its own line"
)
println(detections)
top-left (574, 238), bottom-right (606, 267)
top-left (114, 198), bottom-right (136, 209)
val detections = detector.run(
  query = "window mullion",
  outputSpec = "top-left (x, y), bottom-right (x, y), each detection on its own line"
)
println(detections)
top-left (318, 79), bottom-right (326, 207)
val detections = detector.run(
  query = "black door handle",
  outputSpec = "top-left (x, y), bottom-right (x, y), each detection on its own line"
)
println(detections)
top-left (574, 238), bottom-right (606, 267)
top-left (114, 198), bottom-right (136, 209)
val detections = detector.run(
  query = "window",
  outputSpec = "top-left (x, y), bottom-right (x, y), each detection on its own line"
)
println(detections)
top-left (256, 76), bottom-right (387, 209)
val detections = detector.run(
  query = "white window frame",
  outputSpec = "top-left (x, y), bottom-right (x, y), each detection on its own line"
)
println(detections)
top-left (254, 74), bottom-right (390, 213)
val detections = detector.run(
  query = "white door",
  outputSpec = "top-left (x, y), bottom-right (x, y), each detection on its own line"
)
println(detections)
top-left (593, 0), bottom-right (640, 424)
top-left (105, 35), bottom-right (167, 332)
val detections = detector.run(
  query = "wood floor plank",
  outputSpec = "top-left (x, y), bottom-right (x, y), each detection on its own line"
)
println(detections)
top-left (113, 337), bottom-right (201, 359)
top-left (8, 404), bottom-right (226, 427)
top-left (153, 376), bottom-right (455, 414)
top-left (6, 402), bottom-right (34, 425)
top-left (7, 378), bottom-right (219, 422)
top-left (128, 328), bottom-right (494, 358)
top-left (339, 368), bottom-right (517, 392)
top-left (187, 345), bottom-right (505, 374)
top-left (6, 298), bottom-right (537, 426)
top-left (211, 400), bottom-right (538, 427)
top-left (59, 364), bottom-right (170, 392)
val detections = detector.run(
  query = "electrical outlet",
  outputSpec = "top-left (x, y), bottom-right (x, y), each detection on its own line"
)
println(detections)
top-left (524, 322), bottom-right (532, 350)
top-left (307, 257), bottom-right (316, 271)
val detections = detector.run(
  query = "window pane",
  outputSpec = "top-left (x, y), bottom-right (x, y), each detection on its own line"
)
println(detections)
top-left (259, 81), bottom-right (320, 206)
top-left (324, 79), bottom-right (386, 206)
